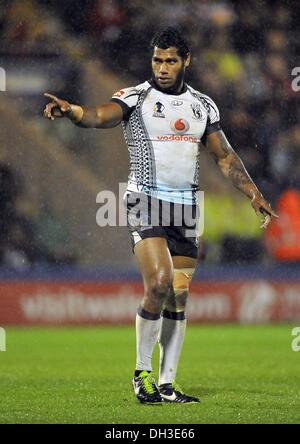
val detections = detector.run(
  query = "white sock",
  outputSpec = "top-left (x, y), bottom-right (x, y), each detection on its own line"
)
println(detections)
top-left (135, 309), bottom-right (161, 372)
top-left (158, 312), bottom-right (186, 385)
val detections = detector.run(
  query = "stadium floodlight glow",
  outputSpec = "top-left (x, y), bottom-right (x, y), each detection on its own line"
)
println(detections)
top-left (0, 67), bottom-right (6, 92)
top-left (291, 67), bottom-right (300, 92)
top-left (0, 328), bottom-right (6, 352)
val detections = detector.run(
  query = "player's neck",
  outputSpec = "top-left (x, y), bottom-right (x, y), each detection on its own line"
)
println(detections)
top-left (149, 78), bottom-right (187, 95)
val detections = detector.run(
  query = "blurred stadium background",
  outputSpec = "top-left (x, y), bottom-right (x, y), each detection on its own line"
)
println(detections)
top-left (0, 0), bottom-right (299, 326)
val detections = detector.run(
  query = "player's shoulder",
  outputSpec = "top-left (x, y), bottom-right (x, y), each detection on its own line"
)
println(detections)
top-left (187, 84), bottom-right (220, 119)
top-left (112, 81), bottom-right (150, 100)
top-left (186, 84), bottom-right (218, 106)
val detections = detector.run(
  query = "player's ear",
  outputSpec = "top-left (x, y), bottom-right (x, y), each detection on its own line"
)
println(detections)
top-left (184, 53), bottom-right (191, 68)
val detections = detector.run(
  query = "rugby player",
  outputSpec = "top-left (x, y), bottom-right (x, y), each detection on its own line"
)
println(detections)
top-left (44, 28), bottom-right (278, 404)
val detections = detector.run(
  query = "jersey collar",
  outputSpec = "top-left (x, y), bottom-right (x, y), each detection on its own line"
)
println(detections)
top-left (148, 79), bottom-right (188, 95)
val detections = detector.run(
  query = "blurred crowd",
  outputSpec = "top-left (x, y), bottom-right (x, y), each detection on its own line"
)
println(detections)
top-left (0, 163), bottom-right (48, 267)
top-left (0, 163), bottom-right (77, 268)
top-left (47, 0), bottom-right (299, 199)
top-left (55, 0), bottom-right (300, 263)
top-left (1, 0), bottom-right (298, 197)
top-left (0, 0), bottom-right (299, 265)
top-left (0, 0), bottom-right (61, 53)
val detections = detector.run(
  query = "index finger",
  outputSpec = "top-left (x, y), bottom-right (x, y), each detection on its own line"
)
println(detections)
top-left (44, 92), bottom-right (59, 102)
top-left (260, 206), bottom-right (279, 219)
top-left (260, 214), bottom-right (272, 229)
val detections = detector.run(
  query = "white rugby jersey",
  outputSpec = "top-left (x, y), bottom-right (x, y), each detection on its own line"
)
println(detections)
top-left (111, 80), bottom-right (221, 205)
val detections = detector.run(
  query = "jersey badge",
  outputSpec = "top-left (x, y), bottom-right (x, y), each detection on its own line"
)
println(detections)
top-left (153, 101), bottom-right (165, 118)
top-left (191, 103), bottom-right (204, 120)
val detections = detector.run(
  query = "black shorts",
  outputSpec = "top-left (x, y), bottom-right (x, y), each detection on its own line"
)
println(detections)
top-left (125, 192), bottom-right (199, 258)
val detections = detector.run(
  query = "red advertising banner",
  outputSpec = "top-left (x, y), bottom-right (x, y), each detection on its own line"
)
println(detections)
top-left (1, 280), bottom-right (300, 325)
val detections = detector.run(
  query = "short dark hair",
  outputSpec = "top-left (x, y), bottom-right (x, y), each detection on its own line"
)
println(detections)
top-left (151, 27), bottom-right (190, 59)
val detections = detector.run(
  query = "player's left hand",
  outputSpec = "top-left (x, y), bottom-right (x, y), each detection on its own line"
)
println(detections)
top-left (251, 192), bottom-right (279, 229)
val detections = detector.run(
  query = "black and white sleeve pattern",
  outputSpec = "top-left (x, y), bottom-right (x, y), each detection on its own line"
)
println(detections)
top-left (110, 87), bottom-right (140, 121)
top-left (200, 95), bottom-right (221, 142)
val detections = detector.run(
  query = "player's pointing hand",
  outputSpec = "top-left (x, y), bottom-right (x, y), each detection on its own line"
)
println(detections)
top-left (251, 192), bottom-right (279, 229)
top-left (43, 93), bottom-right (72, 120)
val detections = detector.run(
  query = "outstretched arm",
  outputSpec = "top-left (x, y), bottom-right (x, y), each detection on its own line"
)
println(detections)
top-left (43, 93), bottom-right (123, 128)
top-left (204, 130), bottom-right (278, 229)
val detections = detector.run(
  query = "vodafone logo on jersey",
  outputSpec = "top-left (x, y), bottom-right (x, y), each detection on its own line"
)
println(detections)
top-left (170, 118), bottom-right (190, 135)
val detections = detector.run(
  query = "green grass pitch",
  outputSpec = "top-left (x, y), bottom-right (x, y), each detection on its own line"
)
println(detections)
top-left (0, 324), bottom-right (299, 424)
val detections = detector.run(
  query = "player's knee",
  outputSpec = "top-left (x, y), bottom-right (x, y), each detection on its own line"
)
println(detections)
top-left (147, 273), bottom-right (173, 303)
top-left (173, 268), bottom-right (193, 291)
top-left (164, 268), bottom-right (194, 312)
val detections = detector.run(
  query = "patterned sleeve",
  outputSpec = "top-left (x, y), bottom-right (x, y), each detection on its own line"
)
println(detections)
top-left (110, 87), bottom-right (140, 121)
top-left (201, 95), bottom-right (221, 142)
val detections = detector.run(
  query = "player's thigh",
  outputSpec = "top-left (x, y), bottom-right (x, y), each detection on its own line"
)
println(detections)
top-left (172, 256), bottom-right (197, 270)
top-left (134, 237), bottom-right (174, 287)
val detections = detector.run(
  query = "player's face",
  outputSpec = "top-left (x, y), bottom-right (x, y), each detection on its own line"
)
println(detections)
top-left (152, 47), bottom-right (190, 92)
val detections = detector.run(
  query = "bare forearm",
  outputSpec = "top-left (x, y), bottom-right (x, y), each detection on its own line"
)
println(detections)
top-left (44, 93), bottom-right (123, 128)
top-left (219, 152), bottom-right (260, 199)
top-left (69, 104), bottom-right (121, 128)
top-left (68, 105), bottom-right (101, 127)
top-left (219, 150), bottom-right (278, 226)
top-left (206, 131), bottom-right (261, 199)
top-left (205, 130), bottom-right (278, 226)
